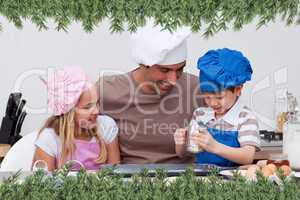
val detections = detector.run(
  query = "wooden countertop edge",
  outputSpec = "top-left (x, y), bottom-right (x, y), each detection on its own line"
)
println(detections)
top-left (0, 144), bottom-right (11, 158)
top-left (254, 146), bottom-right (283, 160)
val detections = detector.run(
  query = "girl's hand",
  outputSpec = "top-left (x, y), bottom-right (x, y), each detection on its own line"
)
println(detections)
top-left (191, 130), bottom-right (220, 153)
top-left (174, 128), bottom-right (187, 145)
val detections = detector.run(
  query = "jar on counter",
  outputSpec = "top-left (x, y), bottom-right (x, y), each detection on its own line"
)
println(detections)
top-left (186, 119), bottom-right (206, 153)
top-left (283, 121), bottom-right (300, 170)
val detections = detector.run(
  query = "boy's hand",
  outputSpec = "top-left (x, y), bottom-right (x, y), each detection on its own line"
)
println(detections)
top-left (174, 128), bottom-right (187, 145)
top-left (191, 130), bottom-right (220, 153)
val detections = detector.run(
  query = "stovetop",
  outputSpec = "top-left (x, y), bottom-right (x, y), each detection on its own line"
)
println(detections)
top-left (259, 130), bottom-right (283, 147)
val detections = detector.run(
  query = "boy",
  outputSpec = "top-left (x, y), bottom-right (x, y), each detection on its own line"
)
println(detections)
top-left (174, 48), bottom-right (261, 167)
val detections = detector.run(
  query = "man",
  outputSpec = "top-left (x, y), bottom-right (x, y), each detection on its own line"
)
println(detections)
top-left (97, 20), bottom-right (204, 163)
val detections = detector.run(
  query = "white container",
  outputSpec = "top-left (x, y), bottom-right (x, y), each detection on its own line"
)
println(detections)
top-left (187, 119), bottom-right (205, 153)
top-left (283, 121), bottom-right (300, 170)
top-left (283, 122), bottom-right (288, 155)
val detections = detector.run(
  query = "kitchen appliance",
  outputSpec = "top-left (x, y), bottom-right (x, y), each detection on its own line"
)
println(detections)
top-left (259, 130), bottom-right (283, 147)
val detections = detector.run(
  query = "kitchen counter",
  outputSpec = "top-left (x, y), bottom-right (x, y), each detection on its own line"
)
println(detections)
top-left (254, 146), bottom-right (283, 160)
top-left (0, 144), bottom-right (10, 159)
top-left (101, 163), bottom-right (235, 177)
top-left (0, 164), bottom-right (234, 181)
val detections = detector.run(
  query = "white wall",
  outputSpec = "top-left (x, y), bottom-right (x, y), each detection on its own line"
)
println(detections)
top-left (0, 17), bottom-right (299, 135)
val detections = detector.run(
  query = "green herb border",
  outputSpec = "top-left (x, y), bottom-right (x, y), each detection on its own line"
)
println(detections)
top-left (1, 167), bottom-right (300, 199)
top-left (0, 0), bottom-right (299, 37)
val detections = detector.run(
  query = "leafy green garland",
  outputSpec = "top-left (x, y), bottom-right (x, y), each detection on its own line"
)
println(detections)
top-left (0, 0), bottom-right (299, 37)
top-left (1, 167), bottom-right (300, 199)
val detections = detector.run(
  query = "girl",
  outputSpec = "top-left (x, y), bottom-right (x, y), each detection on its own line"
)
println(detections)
top-left (32, 66), bottom-right (120, 171)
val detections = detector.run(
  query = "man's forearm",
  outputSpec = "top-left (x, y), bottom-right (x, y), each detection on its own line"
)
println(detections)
top-left (175, 144), bottom-right (186, 158)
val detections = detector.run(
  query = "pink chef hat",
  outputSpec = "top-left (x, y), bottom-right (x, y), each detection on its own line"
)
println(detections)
top-left (41, 66), bottom-right (93, 116)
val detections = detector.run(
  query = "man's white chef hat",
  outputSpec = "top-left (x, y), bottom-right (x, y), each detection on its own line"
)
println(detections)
top-left (130, 19), bottom-right (191, 66)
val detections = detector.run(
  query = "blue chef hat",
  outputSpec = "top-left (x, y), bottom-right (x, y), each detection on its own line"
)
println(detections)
top-left (197, 48), bottom-right (253, 93)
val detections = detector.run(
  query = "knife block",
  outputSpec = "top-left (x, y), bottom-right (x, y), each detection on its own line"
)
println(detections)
top-left (0, 117), bottom-right (14, 144)
top-left (9, 135), bottom-right (22, 146)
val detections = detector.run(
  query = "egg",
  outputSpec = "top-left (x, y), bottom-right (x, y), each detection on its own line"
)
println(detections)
top-left (256, 160), bottom-right (267, 168)
top-left (266, 163), bottom-right (277, 174)
top-left (279, 165), bottom-right (292, 176)
top-left (246, 165), bottom-right (260, 178)
top-left (262, 165), bottom-right (274, 177)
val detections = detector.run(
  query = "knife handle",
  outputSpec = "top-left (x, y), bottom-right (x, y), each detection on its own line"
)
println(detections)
top-left (11, 93), bottom-right (22, 118)
top-left (16, 99), bottom-right (26, 119)
top-left (5, 94), bottom-right (14, 118)
top-left (15, 111), bottom-right (27, 136)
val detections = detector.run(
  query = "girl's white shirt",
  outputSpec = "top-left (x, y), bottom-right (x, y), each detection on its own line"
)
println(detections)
top-left (34, 115), bottom-right (118, 157)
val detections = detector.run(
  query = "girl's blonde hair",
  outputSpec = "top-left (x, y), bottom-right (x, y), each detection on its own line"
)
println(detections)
top-left (38, 109), bottom-right (107, 168)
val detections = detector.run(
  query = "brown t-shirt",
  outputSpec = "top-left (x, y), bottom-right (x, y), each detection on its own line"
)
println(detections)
top-left (97, 71), bottom-right (204, 164)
